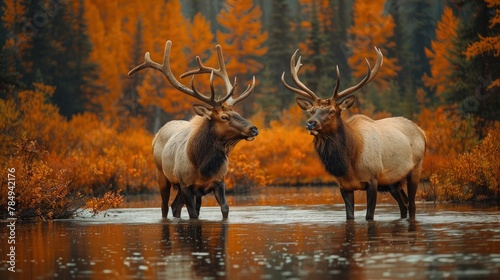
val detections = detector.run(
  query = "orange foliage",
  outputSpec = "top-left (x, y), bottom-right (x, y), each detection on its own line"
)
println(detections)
top-left (84, 0), bottom-right (202, 120)
top-left (0, 136), bottom-right (77, 219)
top-left (430, 123), bottom-right (500, 202)
top-left (464, 0), bottom-right (500, 89)
top-left (0, 84), bottom-right (155, 218)
top-left (231, 106), bottom-right (331, 186)
top-left (216, 0), bottom-right (268, 78)
top-left (417, 105), bottom-right (479, 178)
top-left (423, 7), bottom-right (459, 98)
top-left (84, 190), bottom-right (124, 216)
top-left (348, 0), bottom-right (400, 89)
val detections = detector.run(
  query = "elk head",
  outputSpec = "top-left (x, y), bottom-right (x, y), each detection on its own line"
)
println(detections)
top-left (128, 40), bottom-right (258, 141)
top-left (281, 48), bottom-right (383, 135)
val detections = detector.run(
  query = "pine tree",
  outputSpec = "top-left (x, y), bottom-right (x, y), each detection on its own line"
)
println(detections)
top-left (447, 0), bottom-right (499, 124)
top-left (464, 0), bottom-right (500, 90)
top-left (258, 0), bottom-right (293, 120)
top-left (52, 0), bottom-right (98, 117)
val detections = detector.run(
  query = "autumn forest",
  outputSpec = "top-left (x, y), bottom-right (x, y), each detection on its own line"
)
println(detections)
top-left (1, 0), bottom-right (499, 218)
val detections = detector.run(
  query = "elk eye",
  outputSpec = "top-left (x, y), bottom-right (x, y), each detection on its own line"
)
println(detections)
top-left (221, 115), bottom-right (229, 121)
top-left (329, 109), bottom-right (336, 115)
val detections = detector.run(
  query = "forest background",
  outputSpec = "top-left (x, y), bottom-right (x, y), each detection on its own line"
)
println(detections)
top-left (0, 0), bottom-right (499, 219)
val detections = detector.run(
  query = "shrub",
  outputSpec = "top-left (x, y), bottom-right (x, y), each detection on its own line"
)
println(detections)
top-left (431, 123), bottom-right (499, 203)
top-left (0, 136), bottom-right (80, 219)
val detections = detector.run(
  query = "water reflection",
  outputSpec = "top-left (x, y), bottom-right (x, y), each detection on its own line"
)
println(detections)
top-left (158, 221), bottom-right (228, 278)
top-left (1, 203), bottom-right (500, 279)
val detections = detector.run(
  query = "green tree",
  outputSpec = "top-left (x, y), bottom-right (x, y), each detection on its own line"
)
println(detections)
top-left (258, 0), bottom-right (293, 119)
top-left (446, 0), bottom-right (499, 128)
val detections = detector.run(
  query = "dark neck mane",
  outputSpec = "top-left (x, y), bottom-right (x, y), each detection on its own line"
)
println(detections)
top-left (188, 119), bottom-right (240, 178)
top-left (313, 120), bottom-right (356, 178)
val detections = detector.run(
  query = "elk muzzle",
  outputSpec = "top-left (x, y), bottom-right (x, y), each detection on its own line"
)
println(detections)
top-left (306, 119), bottom-right (321, 135)
top-left (246, 126), bottom-right (259, 141)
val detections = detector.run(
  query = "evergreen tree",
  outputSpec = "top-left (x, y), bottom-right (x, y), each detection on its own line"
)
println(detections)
top-left (52, 0), bottom-right (98, 117)
top-left (446, 0), bottom-right (499, 126)
top-left (6, 0), bottom-right (98, 117)
top-left (259, 0), bottom-right (293, 119)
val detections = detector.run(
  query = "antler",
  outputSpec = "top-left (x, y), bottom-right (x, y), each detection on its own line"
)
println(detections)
top-left (179, 43), bottom-right (255, 107)
top-left (282, 47), bottom-right (384, 104)
top-left (281, 49), bottom-right (319, 101)
top-left (332, 46), bottom-right (384, 103)
top-left (128, 40), bottom-right (255, 108)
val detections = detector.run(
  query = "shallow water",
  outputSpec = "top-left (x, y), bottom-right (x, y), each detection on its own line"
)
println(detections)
top-left (1, 187), bottom-right (500, 279)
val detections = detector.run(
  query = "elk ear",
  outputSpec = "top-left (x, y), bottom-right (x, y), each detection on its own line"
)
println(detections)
top-left (296, 98), bottom-right (313, 111)
top-left (338, 96), bottom-right (355, 111)
top-left (193, 104), bottom-right (212, 120)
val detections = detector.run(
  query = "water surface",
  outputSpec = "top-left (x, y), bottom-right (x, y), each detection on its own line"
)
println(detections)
top-left (1, 187), bottom-right (500, 279)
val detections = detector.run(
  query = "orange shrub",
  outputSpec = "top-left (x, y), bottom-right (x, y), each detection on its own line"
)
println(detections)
top-left (417, 105), bottom-right (480, 179)
top-left (0, 84), bottom-right (156, 218)
top-left (84, 190), bottom-right (124, 216)
top-left (431, 123), bottom-right (500, 203)
top-left (231, 107), bottom-right (331, 187)
top-left (0, 136), bottom-right (78, 219)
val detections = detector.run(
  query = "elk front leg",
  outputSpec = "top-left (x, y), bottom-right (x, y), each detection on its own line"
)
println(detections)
top-left (181, 186), bottom-right (198, 219)
top-left (366, 178), bottom-right (378, 220)
top-left (340, 188), bottom-right (355, 220)
top-left (213, 181), bottom-right (229, 219)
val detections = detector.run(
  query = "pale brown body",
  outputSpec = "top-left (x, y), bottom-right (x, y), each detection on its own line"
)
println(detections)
top-left (283, 47), bottom-right (426, 220)
top-left (130, 41), bottom-right (258, 219)
top-left (153, 111), bottom-right (257, 219)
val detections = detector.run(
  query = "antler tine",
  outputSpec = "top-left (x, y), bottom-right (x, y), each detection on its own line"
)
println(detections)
top-left (334, 46), bottom-right (384, 103)
top-left (332, 65), bottom-right (341, 100)
top-left (189, 75), bottom-right (213, 105)
top-left (180, 44), bottom-right (235, 106)
top-left (128, 40), bottom-right (219, 107)
top-left (281, 49), bottom-right (319, 101)
top-left (226, 76), bottom-right (256, 106)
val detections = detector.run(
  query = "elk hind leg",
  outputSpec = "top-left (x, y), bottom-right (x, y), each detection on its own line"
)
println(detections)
top-left (181, 186), bottom-right (198, 219)
top-left (171, 185), bottom-right (184, 218)
top-left (389, 179), bottom-right (409, 219)
top-left (196, 196), bottom-right (202, 216)
top-left (366, 178), bottom-right (378, 220)
top-left (157, 169), bottom-right (170, 218)
top-left (408, 160), bottom-right (423, 220)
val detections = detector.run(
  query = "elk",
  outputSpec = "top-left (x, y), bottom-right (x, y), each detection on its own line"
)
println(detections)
top-left (128, 41), bottom-right (259, 219)
top-left (281, 47), bottom-right (426, 220)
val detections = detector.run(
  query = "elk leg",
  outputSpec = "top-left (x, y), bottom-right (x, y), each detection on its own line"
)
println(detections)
top-left (366, 178), bottom-right (378, 220)
top-left (389, 180), bottom-right (409, 219)
top-left (408, 160), bottom-right (423, 220)
top-left (213, 181), bottom-right (229, 219)
top-left (171, 187), bottom-right (184, 218)
top-left (340, 188), bottom-right (355, 220)
top-left (196, 195), bottom-right (202, 216)
top-left (157, 169), bottom-right (170, 218)
top-left (181, 187), bottom-right (198, 219)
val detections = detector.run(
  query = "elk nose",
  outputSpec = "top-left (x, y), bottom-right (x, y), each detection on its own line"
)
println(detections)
top-left (306, 120), bottom-right (317, 130)
top-left (250, 126), bottom-right (259, 136)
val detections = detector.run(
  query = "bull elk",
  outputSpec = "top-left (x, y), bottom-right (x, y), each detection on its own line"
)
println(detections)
top-left (128, 41), bottom-right (259, 219)
top-left (281, 47), bottom-right (426, 220)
